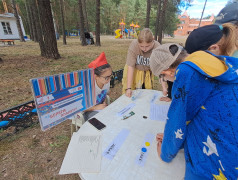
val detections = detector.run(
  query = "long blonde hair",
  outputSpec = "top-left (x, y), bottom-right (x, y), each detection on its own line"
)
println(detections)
top-left (216, 23), bottom-right (238, 56)
top-left (138, 28), bottom-right (154, 43)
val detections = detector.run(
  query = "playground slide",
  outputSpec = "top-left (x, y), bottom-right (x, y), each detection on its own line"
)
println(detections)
top-left (115, 29), bottom-right (122, 39)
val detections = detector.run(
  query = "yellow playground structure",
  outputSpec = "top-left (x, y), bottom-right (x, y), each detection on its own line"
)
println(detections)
top-left (115, 19), bottom-right (140, 39)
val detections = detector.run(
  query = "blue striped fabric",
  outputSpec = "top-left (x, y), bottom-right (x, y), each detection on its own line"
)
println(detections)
top-left (70, 73), bottom-right (74, 86)
top-left (55, 75), bottom-right (60, 91)
top-left (32, 79), bottom-right (40, 96)
top-left (49, 76), bottom-right (55, 93)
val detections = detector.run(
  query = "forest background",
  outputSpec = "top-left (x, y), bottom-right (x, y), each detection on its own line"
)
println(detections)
top-left (0, 0), bottom-right (187, 41)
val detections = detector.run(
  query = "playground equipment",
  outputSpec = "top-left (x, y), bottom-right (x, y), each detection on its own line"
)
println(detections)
top-left (115, 29), bottom-right (122, 39)
top-left (115, 20), bottom-right (140, 39)
top-left (115, 19), bottom-right (125, 39)
top-left (129, 21), bottom-right (138, 39)
top-left (130, 21), bottom-right (135, 31)
top-left (119, 19), bottom-right (125, 35)
top-left (66, 29), bottom-right (80, 36)
top-left (134, 22), bottom-right (140, 31)
top-left (134, 22), bottom-right (140, 38)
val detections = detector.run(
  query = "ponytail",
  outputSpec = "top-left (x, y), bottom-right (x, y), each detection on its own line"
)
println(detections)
top-left (217, 23), bottom-right (238, 56)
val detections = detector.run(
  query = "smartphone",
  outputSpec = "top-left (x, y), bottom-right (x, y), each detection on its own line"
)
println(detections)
top-left (88, 118), bottom-right (106, 131)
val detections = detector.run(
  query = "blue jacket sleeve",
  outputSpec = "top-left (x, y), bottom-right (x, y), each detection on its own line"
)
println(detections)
top-left (160, 64), bottom-right (214, 162)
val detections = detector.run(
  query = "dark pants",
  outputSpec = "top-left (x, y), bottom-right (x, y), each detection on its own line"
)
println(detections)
top-left (142, 83), bottom-right (145, 89)
top-left (167, 81), bottom-right (173, 99)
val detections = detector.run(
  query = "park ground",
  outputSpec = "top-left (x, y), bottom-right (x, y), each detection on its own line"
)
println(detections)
top-left (0, 35), bottom-right (186, 180)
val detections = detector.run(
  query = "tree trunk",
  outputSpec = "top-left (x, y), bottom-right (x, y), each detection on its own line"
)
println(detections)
top-left (59, 0), bottom-right (66, 45)
top-left (32, 0), bottom-right (46, 57)
top-left (95, 0), bottom-right (101, 46)
top-left (82, 0), bottom-right (89, 32)
top-left (78, 0), bottom-right (87, 46)
top-left (11, 0), bottom-right (25, 42)
top-left (29, 0), bottom-right (38, 42)
top-left (154, 0), bottom-right (162, 41)
top-left (51, 4), bottom-right (59, 40)
top-left (145, 0), bottom-right (151, 28)
top-left (158, 0), bottom-right (168, 43)
top-left (37, 0), bottom-right (60, 59)
top-left (25, 0), bottom-right (33, 39)
top-left (63, 0), bottom-right (67, 22)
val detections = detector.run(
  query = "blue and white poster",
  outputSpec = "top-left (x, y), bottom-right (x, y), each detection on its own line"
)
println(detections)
top-left (30, 69), bottom-right (96, 131)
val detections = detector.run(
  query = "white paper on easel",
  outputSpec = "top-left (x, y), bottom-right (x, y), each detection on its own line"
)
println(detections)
top-left (59, 132), bottom-right (102, 174)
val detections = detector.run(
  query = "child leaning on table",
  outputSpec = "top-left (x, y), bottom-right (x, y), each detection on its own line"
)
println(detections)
top-left (150, 43), bottom-right (238, 179)
top-left (160, 23), bottom-right (238, 102)
top-left (83, 52), bottom-right (112, 121)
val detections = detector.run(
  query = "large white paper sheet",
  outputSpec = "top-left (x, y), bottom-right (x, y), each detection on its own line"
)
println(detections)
top-left (150, 104), bottom-right (170, 121)
top-left (59, 132), bottom-right (102, 174)
top-left (150, 93), bottom-right (159, 104)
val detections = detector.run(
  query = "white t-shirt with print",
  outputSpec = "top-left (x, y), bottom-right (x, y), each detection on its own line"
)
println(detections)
top-left (95, 81), bottom-right (110, 105)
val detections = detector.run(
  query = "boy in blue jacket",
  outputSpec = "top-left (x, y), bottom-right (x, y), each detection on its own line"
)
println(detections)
top-left (150, 43), bottom-right (238, 179)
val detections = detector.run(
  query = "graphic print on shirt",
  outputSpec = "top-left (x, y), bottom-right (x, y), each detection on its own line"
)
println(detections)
top-left (136, 55), bottom-right (150, 66)
top-left (175, 128), bottom-right (184, 139)
top-left (235, 69), bottom-right (238, 75)
top-left (96, 89), bottom-right (108, 104)
top-left (174, 85), bottom-right (188, 101)
top-left (209, 129), bottom-right (222, 142)
top-left (202, 135), bottom-right (219, 156)
top-left (212, 168), bottom-right (227, 180)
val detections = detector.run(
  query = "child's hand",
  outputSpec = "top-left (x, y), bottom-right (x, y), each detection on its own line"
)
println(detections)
top-left (157, 140), bottom-right (162, 159)
top-left (156, 133), bottom-right (163, 160)
top-left (156, 133), bottom-right (163, 142)
top-left (162, 89), bottom-right (168, 96)
top-left (94, 103), bottom-right (107, 110)
top-left (125, 89), bottom-right (132, 97)
top-left (160, 96), bottom-right (171, 102)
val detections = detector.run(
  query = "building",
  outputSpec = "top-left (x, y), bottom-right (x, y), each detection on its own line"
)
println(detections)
top-left (0, 13), bottom-right (26, 40)
top-left (174, 11), bottom-right (215, 36)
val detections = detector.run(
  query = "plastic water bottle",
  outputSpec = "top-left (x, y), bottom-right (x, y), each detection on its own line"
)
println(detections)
top-left (132, 80), bottom-right (142, 101)
top-left (136, 80), bottom-right (142, 90)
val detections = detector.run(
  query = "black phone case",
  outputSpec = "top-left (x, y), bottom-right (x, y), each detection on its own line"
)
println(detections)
top-left (88, 118), bottom-right (106, 130)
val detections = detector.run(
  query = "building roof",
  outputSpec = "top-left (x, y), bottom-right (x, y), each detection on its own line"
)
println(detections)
top-left (182, 11), bottom-right (189, 17)
top-left (0, 13), bottom-right (15, 18)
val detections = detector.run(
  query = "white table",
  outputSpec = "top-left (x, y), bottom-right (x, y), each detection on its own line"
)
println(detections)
top-left (78, 89), bottom-right (185, 180)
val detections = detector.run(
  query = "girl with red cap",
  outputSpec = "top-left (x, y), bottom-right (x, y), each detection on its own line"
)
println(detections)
top-left (84, 52), bottom-right (112, 121)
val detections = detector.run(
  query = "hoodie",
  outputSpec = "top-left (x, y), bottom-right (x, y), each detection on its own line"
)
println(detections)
top-left (160, 51), bottom-right (238, 180)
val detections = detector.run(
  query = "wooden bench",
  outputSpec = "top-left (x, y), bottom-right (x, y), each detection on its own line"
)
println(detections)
top-left (0, 39), bottom-right (15, 45)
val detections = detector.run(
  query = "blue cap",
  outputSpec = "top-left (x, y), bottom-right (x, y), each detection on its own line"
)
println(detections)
top-left (215, 2), bottom-right (238, 25)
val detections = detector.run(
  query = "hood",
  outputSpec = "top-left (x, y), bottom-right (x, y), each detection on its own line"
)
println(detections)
top-left (182, 51), bottom-right (238, 83)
